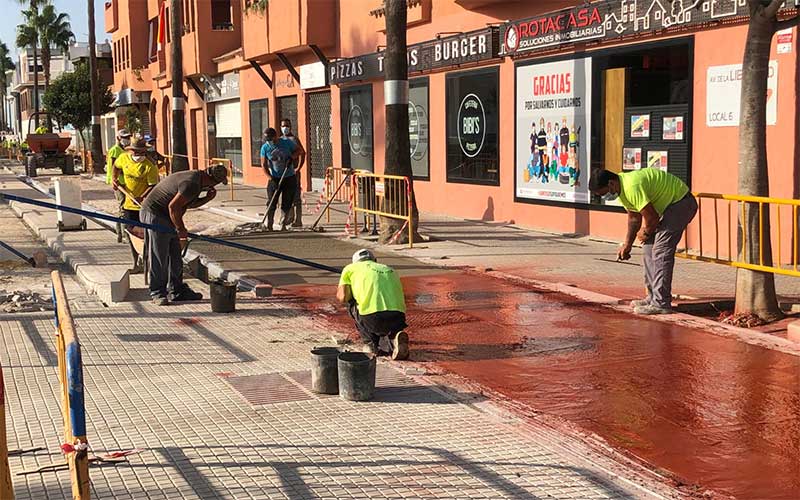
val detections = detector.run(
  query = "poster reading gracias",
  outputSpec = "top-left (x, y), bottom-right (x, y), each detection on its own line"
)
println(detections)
top-left (516, 57), bottom-right (592, 203)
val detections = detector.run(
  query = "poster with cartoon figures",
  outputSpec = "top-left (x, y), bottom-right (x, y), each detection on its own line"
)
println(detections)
top-left (516, 57), bottom-right (592, 203)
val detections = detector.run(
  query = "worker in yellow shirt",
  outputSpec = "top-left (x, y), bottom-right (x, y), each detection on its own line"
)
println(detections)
top-left (112, 136), bottom-right (159, 274)
top-left (107, 129), bottom-right (132, 242)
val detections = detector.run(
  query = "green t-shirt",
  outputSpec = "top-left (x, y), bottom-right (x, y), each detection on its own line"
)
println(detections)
top-left (618, 168), bottom-right (689, 215)
top-left (105, 143), bottom-right (126, 185)
top-left (339, 261), bottom-right (406, 316)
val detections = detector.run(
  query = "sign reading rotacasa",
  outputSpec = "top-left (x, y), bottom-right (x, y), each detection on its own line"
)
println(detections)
top-left (330, 27), bottom-right (499, 84)
top-left (502, 0), bottom-right (784, 56)
top-left (503, 5), bottom-right (605, 54)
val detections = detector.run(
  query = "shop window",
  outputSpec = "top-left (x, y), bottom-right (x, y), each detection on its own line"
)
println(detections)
top-left (446, 67), bottom-right (499, 186)
top-left (590, 39), bottom-right (692, 207)
top-left (216, 137), bottom-right (243, 176)
top-left (211, 0), bottom-right (233, 31)
top-left (248, 99), bottom-right (269, 167)
top-left (514, 57), bottom-right (592, 204)
top-left (409, 78), bottom-right (429, 180)
top-left (340, 85), bottom-right (374, 172)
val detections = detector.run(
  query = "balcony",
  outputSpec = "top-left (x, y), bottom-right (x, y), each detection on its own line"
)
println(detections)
top-left (105, 1), bottom-right (118, 34)
top-left (243, 0), bottom-right (336, 61)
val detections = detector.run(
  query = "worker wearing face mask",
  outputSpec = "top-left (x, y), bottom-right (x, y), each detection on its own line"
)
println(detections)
top-left (589, 168), bottom-right (697, 316)
top-left (107, 129), bottom-right (133, 241)
top-left (112, 136), bottom-right (160, 273)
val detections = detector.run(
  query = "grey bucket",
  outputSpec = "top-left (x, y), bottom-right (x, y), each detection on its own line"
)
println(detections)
top-left (210, 280), bottom-right (236, 313)
top-left (337, 352), bottom-right (376, 402)
top-left (310, 347), bottom-right (340, 395)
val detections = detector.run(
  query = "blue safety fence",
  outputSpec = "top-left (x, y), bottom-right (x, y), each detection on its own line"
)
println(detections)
top-left (0, 191), bottom-right (342, 274)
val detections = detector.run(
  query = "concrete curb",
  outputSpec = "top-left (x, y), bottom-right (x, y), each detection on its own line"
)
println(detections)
top-left (2, 170), bottom-right (131, 304)
top-left (182, 248), bottom-right (268, 293)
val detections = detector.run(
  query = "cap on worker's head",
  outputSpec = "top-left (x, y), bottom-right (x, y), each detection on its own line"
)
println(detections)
top-left (352, 249), bottom-right (376, 264)
top-left (117, 129), bottom-right (132, 138)
top-left (144, 134), bottom-right (155, 144)
top-left (207, 164), bottom-right (229, 185)
top-left (125, 136), bottom-right (148, 153)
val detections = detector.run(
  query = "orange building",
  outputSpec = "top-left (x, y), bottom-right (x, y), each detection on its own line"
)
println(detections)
top-left (105, 0), bottom-right (799, 258)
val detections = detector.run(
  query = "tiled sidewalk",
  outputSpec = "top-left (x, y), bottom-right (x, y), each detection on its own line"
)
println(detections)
top-left (2, 288), bottom-right (678, 499)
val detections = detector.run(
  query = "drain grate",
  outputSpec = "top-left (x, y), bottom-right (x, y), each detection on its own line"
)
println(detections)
top-left (225, 372), bottom-right (313, 405)
top-left (117, 333), bottom-right (188, 342)
top-left (408, 310), bottom-right (479, 329)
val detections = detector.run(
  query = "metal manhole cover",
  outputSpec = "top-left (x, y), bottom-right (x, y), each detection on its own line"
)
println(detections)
top-left (408, 310), bottom-right (479, 329)
top-left (117, 333), bottom-right (188, 342)
top-left (225, 372), bottom-right (313, 405)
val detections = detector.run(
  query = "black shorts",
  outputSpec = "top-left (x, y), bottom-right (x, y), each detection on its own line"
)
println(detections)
top-left (123, 209), bottom-right (140, 231)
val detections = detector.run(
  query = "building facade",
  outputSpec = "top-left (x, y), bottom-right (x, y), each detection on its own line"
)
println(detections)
top-left (105, 0), bottom-right (799, 258)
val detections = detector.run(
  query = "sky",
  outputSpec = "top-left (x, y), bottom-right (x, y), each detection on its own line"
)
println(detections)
top-left (0, 0), bottom-right (108, 56)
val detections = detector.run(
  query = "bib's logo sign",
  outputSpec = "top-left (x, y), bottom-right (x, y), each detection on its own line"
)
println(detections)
top-left (504, 6), bottom-right (605, 53)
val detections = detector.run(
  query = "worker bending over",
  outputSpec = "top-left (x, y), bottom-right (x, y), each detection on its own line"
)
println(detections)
top-left (337, 249), bottom-right (409, 360)
top-left (589, 168), bottom-right (697, 315)
top-left (140, 164), bottom-right (229, 305)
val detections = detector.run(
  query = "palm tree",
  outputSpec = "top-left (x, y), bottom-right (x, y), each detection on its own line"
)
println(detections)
top-left (15, 0), bottom-right (49, 131)
top-left (36, 4), bottom-right (74, 93)
top-left (0, 42), bottom-right (16, 131)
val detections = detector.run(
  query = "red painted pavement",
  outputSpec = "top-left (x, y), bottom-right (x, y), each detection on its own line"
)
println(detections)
top-left (286, 271), bottom-right (800, 499)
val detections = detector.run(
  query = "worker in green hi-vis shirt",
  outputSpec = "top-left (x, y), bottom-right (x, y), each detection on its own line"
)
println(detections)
top-left (589, 168), bottom-right (697, 316)
top-left (106, 129), bottom-right (132, 242)
top-left (337, 249), bottom-right (409, 360)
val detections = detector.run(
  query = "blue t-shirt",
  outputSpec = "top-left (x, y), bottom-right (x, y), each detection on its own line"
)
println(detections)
top-left (260, 139), bottom-right (297, 178)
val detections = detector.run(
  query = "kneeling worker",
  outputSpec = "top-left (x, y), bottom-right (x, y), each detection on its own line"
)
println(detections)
top-left (589, 168), bottom-right (697, 315)
top-left (140, 164), bottom-right (229, 305)
top-left (337, 249), bottom-right (409, 360)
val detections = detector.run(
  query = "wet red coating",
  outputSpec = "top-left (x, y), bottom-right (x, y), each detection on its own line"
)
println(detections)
top-left (287, 272), bottom-right (800, 499)
top-left (174, 317), bottom-right (203, 326)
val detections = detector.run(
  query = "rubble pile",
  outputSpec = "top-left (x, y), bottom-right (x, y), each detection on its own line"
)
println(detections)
top-left (0, 290), bottom-right (54, 313)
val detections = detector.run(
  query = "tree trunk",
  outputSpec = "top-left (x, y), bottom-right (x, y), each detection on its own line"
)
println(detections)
top-left (32, 38), bottom-right (39, 131)
top-left (88, 0), bottom-right (104, 175)
top-left (41, 46), bottom-right (51, 132)
top-left (380, 0), bottom-right (421, 244)
top-left (170, 0), bottom-right (188, 172)
top-left (734, 3), bottom-right (783, 322)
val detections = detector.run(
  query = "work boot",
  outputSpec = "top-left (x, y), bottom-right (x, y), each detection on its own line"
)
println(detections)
top-left (151, 296), bottom-right (168, 306)
top-left (266, 218), bottom-right (274, 232)
top-left (172, 288), bottom-right (203, 302)
top-left (634, 304), bottom-right (672, 315)
top-left (630, 298), bottom-right (651, 308)
top-left (391, 331), bottom-right (409, 361)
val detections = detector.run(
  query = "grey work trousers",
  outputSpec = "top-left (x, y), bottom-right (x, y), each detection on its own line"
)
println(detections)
top-left (141, 209), bottom-right (186, 299)
top-left (643, 194), bottom-right (698, 308)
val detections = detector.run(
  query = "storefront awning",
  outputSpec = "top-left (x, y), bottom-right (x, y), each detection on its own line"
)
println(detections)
top-left (114, 89), bottom-right (151, 107)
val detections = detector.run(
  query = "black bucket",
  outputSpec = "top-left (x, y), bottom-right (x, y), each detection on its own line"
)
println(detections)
top-left (210, 280), bottom-right (236, 313)
top-left (310, 347), bottom-right (340, 395)
top-left (337, 352), bottom-right (376, 402)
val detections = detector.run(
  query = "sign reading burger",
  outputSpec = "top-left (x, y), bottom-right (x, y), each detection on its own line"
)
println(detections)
top-left (503, 4), bottom-right (606, 54)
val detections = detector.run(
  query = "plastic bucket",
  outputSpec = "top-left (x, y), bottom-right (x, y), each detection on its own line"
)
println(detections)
top-left (337, 352), bottom-right (376, 402)
top-left (210, 280), bottom-right (236, 313)
top-left (310, 347), bottom-right (340, 395)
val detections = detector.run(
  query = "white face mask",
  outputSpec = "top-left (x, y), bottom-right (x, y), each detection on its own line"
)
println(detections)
top-left (120, 138), bottom-right (131, 147)
top-left (281, 126), bottom-right (291, 136)
top-left (131, 155), bottom-right (145, 163)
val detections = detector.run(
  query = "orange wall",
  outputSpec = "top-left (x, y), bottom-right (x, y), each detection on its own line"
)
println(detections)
top-left (688, 24), bottom-right (798, 262)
